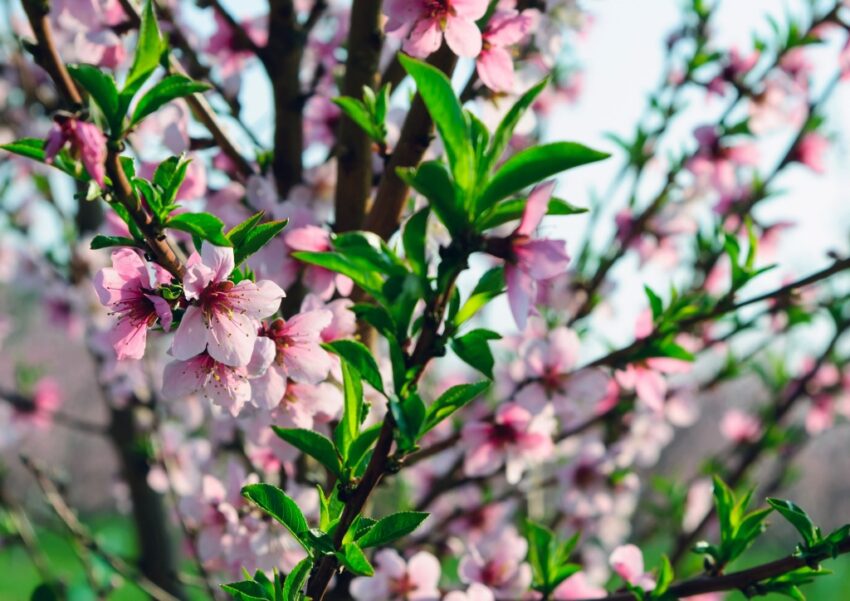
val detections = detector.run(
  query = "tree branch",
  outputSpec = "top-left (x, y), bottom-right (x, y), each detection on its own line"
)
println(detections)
top-left (363, 45), bottom-right (457, 239)
top-left (333, 0), bottom-right (383, 232)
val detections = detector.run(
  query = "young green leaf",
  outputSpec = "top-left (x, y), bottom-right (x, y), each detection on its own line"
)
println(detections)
top-left (451, 329), bottom-right (502, 378)
top-left (131, 75), bottom-right (211, 126)
top-left (335, 358), bottom-right (364, 459)
top-left (220, 580), bottom-right (270, 601)
top-left (398, 161), bottom-right (467, 235)
top-left (167, 212), bottom-right (231, 247)
top-left (475, 196), bottom-right (586, 231)
top-left (281, 557), bottom-right (312, 601)
top-left (398, 54), bottom-right (474, 193)
top-left (323, 340), bottom-right (385, 394)
top-left (123, 0), bottom-right (163, 95)
top-left (402, 207), bottom-right (429, 277)
top-left (337, 543), bottom-right (375, 577)
top-left (484, 77), bottom-right (549, 176)
top-left (272, 427), bottom-right (342, 478)
top-left (454, 267), bottom-right (505, 326)
top-left (767, 498), bottom-right (821, 548)
top-left (90, 235), bottom-right (138, 250)
top-left (422, 381), bottom-right (490, 434)
top-left (67, 65), bottom-right (121, 134)
top-left (476, 142), bottom-right (609, 211)
top-left (241, 484), bottom-right (310, 551)
top-left (390, 392), bottom-right (426, 449)
top-left (356, 511), bottom-right (429, 548)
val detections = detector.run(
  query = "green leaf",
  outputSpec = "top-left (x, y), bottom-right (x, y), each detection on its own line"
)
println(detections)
top-left (332, 97), bottom-right (381, 141)
top-left (167, 212), bottom-right (231, 247)
top-left (152, 154), bottom-right (192, 213)
top-left (221, 581), bottom-right (270, 601)
top-left (713, 475), bottom-right (735, 543)
top-left (476, 142), bottom-right (609, 211)
top-left (398, 161), bottom-right (466, 234)
top-left (233, 219), bottom-right (289, 266)
top-left (767, 498), bottom-right (821, 547)
top-left (132, 75), bottom-right (210, 126)
top-left (324, 340), bottom-right (385, 394)
top-left (241, 484), bottom-right (309, 551)
top-left (227, 212), bottom-right (266, 248)
top-left (1, 138), bottom-right (80, 178)
top-left (272, 428), bottom-right (342, 478)
top-left (282, 557), bottom-right (312, 601)
top-left (335, 358), bottom-right (364, 459)
top-left (423, 381), bottom-right (490, 434)
top-left (347, 424), bottom-right (382, 471)
top-left (526, 520), bottom-right (555, 591)
top-left (90, 235), bottom-right (138, 250)
top-left (292, 251), bottom-right (386, 300)
top-left (403, 207), bottom-right (429, 277)
top-left (356, 511), bottom-right (429, 548)
top-left (124, 0), bottom-right (163, 95)
top-left (337, 543), bottom-right (374, 576)
top-left (390, 392), bottom-right (426, 449)
top-left (645, 285), bottom-right (664, 320)
top-left (451, 329), bottom-right (501, 378)
top-left (333, 231), bottom-right (408, 278)
top-left (653, 556), bottom-right (674, 597)
top-left (475, 196), bottom-right (586, 231)
top-left (484, 77), bottom-right (549, 176)
top-left (67, 64), bottom-right (121, 134)
top-left (398, 54), bottom-right (474, 193)
top-left (454, 266), bottom-right (505, 326)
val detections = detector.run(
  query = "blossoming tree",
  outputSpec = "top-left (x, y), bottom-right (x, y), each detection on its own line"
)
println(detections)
top-left (1, 0), bottom-right (850, 600)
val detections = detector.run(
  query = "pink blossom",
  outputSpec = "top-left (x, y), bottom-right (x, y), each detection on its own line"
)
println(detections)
top-left (285, 226), bottom-right (354, 300)
top-left (459, 527), bottom-right (532, 598)
top-left (44, 116), bottom-right (107, 188)
top-left (791, 132), bottom-right (829, 173)
top-left (514, 327), bottom-right (611, 425)
top-left (707, 47), bottom-right (759, 96)
top-left (249, 309), bottom-right (334, 409)
top-left (172, 244), bottom-right (285, 367)
top-left (162, 337), bottom-right (275, 415)
top-left (350, 549), bottom-right (441, 601)
top-left (462, 402), bottom-right (554, 484)
top-left (94, 248), bottom-right (174, 360)
top-left (609, 544), bottom-right (655, 591)
top-left (384, 0), bottom-right (488, 59)
top-left (502, 181), bottom-right (570, 330)
top-left (719, 408), bottom-right (761, 443)
top-left (553, 572), bottom-right (606, 600)
top-left (12, 377), bottom-right (62, 429)
top-left (443, 583), bottom-right (494, 601)
top-left (476, 10), bottom-right (533, 93)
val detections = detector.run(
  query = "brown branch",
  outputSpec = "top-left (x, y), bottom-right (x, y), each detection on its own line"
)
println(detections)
top-left (20, 0), bottom-right (82, 107)
top-left (266, 0), bottom-right (306, 196)
top-left (105, 147), bottom-right (186, 278)
top-left (569, 538), bottom-right (850, 601)
top-left (333, 0), bottom-right (384, 232)
top-left (363, 45), bottom-right (457, 239)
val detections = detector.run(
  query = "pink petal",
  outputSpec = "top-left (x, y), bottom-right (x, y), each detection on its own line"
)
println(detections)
top-left (171, 306), bottom-right (208, 360)
top-left (110, 317), bottom-right (148, 361)
top-left (505, 264), bottom-right (534, 330)
top-left (477, 47), bottom-right (515, 93)
top-left (444, 15), bottom-right (483, 57)
top-left (162, 357), bottom-right (205, 399)
top-left (405, 18), bottom-right (444, 59)
top-left (609, 544), bottom-right (644, 585)
top-left (206, 309), bottom-right (258, 366)
top-left (251, 365), bottom-right (288, 410)
top-left (451, 0), bottom-right (488, 20)
top-left (201, 243), bottom-right (235, 282)
top-left (518, 180), bottom-right (556, 235)
top-left (634, 368), bottom-right (667, 412)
